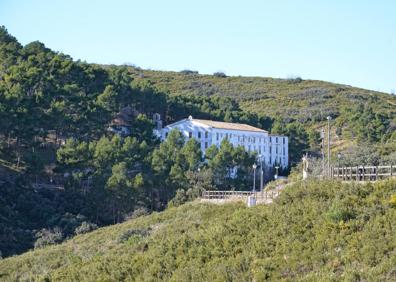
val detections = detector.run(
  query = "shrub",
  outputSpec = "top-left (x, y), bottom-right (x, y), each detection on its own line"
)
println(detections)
top-left (180, 69), bottom-right (199, 75)
top-left (168, 189), bottom-right (188, 207)
top-left (74, 221), bottom-right (98, 235)
top-left (118, 228), bottom-right (150, 243)
top-left (34, 228), bottom-right (63, 249)
top-left (389, 194), bottom-right (396, 207)
top-left (124, 207), bottom-right (150, 220)
top-left (213, 71), bottom-right (226, 78)
top-left (326, 205), bottom-right (356, 223)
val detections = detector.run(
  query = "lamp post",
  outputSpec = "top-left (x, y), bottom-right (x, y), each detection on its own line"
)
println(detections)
top-left (259, 155), bottom-right (264, 192)
top-left (327, 116), bottom-right (332, 177)
top-left (275, 166), bottom-right (279, 180)
top-left (252, 163), bottom-right (257, 192)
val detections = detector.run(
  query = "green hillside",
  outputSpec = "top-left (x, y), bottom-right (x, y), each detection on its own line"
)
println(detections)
top-left (128, 67), bottom-right (396, 130)
top-left (126, 66), bottom-right (396, 163)
top-left (1, 179), bottom-right (395, 281)
top-left (0, 25), bottom-right (396, 258)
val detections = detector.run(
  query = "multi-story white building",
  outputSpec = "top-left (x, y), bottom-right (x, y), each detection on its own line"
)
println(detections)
top-left (159, 116), bottom-right (288, 168)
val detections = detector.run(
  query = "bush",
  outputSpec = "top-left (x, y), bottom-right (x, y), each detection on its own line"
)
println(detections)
top-left (213, 71), bottom-right (226, 78)
top-left (34, 228), bottom-right (63, 249)
top-left (180, 69), bottom-right (198, 75)
top-left (124, 207), bottom-right (150, 220)
top-left (389, 194), bottom-right (396, 207)
top-left (74, 221), bottom-right (98, 235)
top-left (118, 228), bottom-right (150, 243)
top-left (168, 189), bottom-right (188, 207)
top-left (326, 205), bottom-right (356, 223)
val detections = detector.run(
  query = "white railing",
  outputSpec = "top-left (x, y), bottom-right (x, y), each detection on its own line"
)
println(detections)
top-left (201, 190), bottom-right (280, 200)
top-left (331, 165), bottom-right (394, 181)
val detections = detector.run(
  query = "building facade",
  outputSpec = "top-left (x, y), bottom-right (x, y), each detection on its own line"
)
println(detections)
top-left (160, 116), bottom-right (288, 168)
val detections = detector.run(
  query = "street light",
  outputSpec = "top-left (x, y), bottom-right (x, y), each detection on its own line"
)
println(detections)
top-left (327, 116), bottom-right (332, 177)
top-left (275, 166), bottom-right (279, 180)
top-left (258, 154), bottom-right (264, 192)
top-left (252, 163), bottom-right (257, 192)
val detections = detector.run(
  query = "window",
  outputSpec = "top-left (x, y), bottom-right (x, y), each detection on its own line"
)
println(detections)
top-left (205, 142), bottom-right (208, 149)
top-left (165, 132), bottom-right (168, 138)
top-left (216, 133), bottom-right (219, 141)
top-left (269, 147), bottom-right (272, 154)
top-left (253, 137), bottom-right (255, 143)
top-left (205, 132), bottom-right (208, 138)
top-left (269, 137), bottom-right (272, 143)
top-left (225, 133), bottom-right (228, 139)
top-left (263, 146), bottom-right (265, 152)
top-left (269, 156), bottom-right (272, 163)
top-left (283, 147), bottom-right (286, 155)
top-left (198, 132), bottom-right (201, 138)
top-left (189, 132), bottom-right (192, 138)
top-left (258, 147), bottom-right (261, 153)
top-left (248, 145), bottom-right (251, 151)
top-left (276, 137), bottom-right (278, 143)
top-left (276, 147), bottom-right (278, 154)
top-left (283, 137), bottom-right (285, 144)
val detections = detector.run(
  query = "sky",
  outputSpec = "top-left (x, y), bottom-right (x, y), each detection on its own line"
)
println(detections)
top-left (1, 0), bottom-right (395, 93)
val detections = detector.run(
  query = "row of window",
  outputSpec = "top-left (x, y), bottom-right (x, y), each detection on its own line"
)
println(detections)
top-left (208, 141), bottom-right (286, 156)
top-left (165, 130), bottom-right (287, 146)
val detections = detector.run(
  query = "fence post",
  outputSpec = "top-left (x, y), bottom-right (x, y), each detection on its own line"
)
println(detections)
top-left (341, 167), bottom-right (344, 180)
top-left (362, 166), bottom-right (365, 181)
top-left (376, 166), bottom-right (378, 181)
top-left (391, 165), bottom-right (393, 177)
top-left (350, 167), bottom-right (352, 181)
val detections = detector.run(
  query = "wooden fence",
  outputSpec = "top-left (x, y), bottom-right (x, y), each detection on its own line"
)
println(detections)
top-left (331, 165), bottom-right (394, 181)
top-left (201, 190), bottom-right (280, 200)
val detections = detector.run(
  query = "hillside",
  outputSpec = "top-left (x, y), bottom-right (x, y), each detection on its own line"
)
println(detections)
top-left (127, 67), bottom-right (396, 128)
top-left (124, 67), bottom-right (396, 164)
top-left (1, 25), bottom-right (396, 258)
top-left (1, 179), bottom-right (395, 281)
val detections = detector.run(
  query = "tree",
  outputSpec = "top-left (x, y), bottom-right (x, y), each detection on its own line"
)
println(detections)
top-left (180, 138), bottom-right (202, 171)
top-left (106, 162), bottom-right (134, 223)
top-left (95, 85), bottom-right (118, 112)
top-left (57, 139), bottom-right (90, 166)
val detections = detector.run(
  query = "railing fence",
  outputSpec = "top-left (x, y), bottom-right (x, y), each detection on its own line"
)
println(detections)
top-left (201, 190), bottom-right (279, 200)
top-left (331, 165), bottom-right (394, 181)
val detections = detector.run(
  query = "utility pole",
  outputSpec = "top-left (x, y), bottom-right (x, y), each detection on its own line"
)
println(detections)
top-left (327, 116), bottom-right (332, 177)
top-left (321, 128), bottom-right (325, 177)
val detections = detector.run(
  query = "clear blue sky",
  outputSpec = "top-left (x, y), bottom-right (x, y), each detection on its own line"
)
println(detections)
top-left (1, 0), bottom-right (395, 93)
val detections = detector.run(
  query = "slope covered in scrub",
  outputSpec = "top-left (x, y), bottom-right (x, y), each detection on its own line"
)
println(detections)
top-left (1, 179), bottom-right (395, 281)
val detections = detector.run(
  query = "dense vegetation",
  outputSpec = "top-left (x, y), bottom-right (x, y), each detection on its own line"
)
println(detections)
top-left (1, 25), bottom-right (395, 258)
top-left (127, 67), bottom-right (396, 162)
top-left (1, 180), bottom-right (395, 281)
top-left (0, 27), bottom-right (270, 257)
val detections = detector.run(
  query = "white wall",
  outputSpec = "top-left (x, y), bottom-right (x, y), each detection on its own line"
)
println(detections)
top-left (161, 119), bottom-right (289, 168)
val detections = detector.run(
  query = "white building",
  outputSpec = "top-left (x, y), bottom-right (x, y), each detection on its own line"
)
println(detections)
top-left (160, 116), bottom-right (288, 168)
